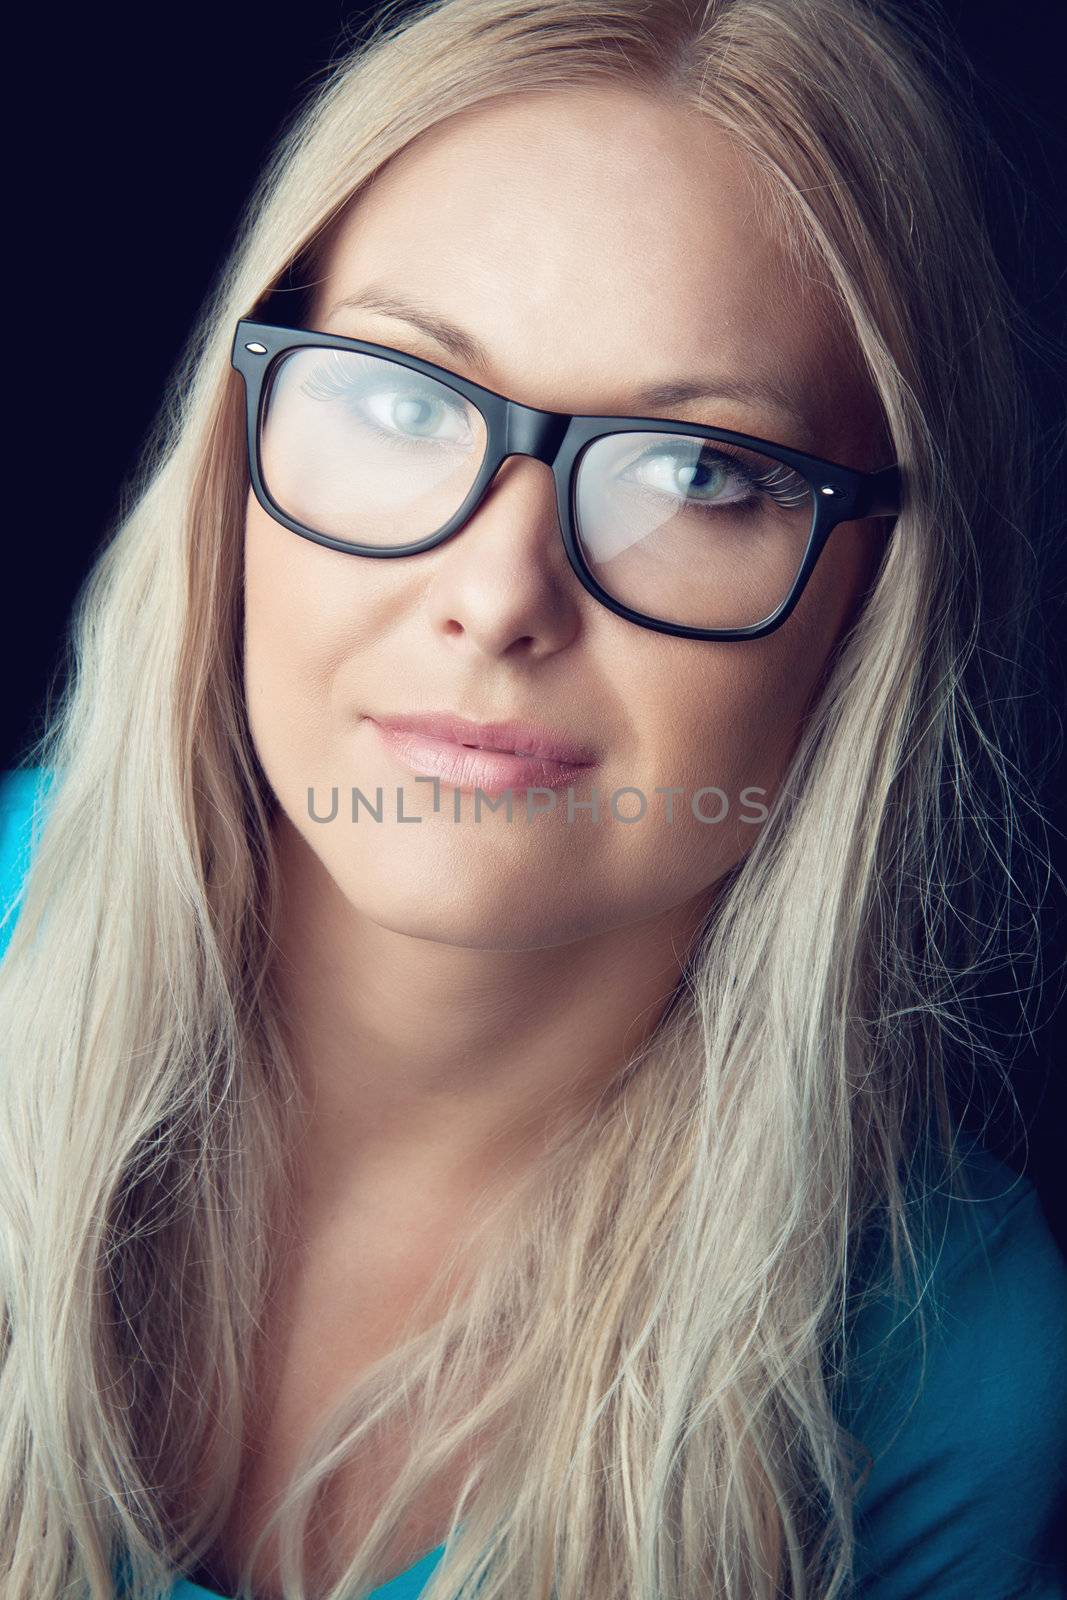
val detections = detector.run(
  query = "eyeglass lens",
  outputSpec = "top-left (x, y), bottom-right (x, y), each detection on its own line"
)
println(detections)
top-left (259, 346), bottom-right (817, 631)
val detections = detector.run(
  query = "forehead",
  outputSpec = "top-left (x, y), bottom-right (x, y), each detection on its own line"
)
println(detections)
top-left (313, 85), bottom-right (865, 447)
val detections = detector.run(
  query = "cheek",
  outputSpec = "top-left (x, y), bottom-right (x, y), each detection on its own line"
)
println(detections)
top-left (727, 510), bottom-right (885, 761)
top-left (242, 497), bottom-right (362, 782)
top-left (636, 556), bottom-right (868, 870)
top-left (643, 661), bottom-right (798, 871)
top-left (800, 513), bottom-right (887, 651)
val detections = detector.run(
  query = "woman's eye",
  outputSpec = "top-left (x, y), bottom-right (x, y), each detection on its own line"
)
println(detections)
top-left (298, 359), bottom-right (474, 448)
top-left (619, 443), bottom-right (810, 514)
top-left (363, 383), bottom-right (469, 442)
top-left (626, 447), bottom-right (753, 506)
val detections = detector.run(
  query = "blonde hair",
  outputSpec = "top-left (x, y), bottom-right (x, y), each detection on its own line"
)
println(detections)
top-left (1, 1), bottom-right (1059, 1597)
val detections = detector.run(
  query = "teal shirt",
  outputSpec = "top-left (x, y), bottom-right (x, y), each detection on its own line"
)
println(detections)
top-left (2, 767), bottom-right (1065, 1598)
top-left (169, 1545), bottom-right (446, 1600)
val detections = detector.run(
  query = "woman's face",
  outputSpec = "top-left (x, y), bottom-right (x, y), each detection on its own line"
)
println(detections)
top-left (244, 85), bottom-right (889, 951)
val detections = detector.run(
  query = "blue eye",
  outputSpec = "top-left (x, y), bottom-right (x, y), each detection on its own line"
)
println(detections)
top-left (298, 354), bottom-right (475, 451)
top-left (622, 441), bottom-right (808, 515)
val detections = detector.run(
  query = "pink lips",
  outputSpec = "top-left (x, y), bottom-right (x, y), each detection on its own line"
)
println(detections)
top-left (366, 710), bottom-right (598, 795)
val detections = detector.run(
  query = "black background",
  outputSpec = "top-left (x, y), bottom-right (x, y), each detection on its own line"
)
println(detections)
top-left (6, 4), bottom-right (1065, 1230)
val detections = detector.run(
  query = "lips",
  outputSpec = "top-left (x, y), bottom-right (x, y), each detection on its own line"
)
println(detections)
top-left (364, 710), bottom-right (598, 796)
top-left (367, 710), bottom-right (597, 766)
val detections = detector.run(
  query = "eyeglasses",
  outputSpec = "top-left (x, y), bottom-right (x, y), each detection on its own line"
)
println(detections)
top-left (231, 316), bottom-right (901, 641)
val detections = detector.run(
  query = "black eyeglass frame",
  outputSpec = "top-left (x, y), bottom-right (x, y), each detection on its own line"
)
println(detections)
top-left (231, 316), bottom-right (901, 642)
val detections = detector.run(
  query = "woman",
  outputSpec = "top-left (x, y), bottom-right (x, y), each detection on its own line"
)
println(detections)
top-left (1, 0), bottom-right (1064, 1597)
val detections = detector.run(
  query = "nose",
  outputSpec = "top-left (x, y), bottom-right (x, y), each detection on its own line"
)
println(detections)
top-left (425, 449), bottom-right (582, 657)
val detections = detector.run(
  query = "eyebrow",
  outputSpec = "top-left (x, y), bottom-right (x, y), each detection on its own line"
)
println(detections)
top-left (326, 287), bottom-right (810, 424)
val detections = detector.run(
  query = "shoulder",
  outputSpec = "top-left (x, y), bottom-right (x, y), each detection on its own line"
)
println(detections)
top-left (0, 764), bottom-right (57, 962)
top-left (842, 1133), bottom-right (1067, 1596)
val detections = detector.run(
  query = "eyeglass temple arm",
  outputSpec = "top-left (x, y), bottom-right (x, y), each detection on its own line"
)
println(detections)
top-left (851, 463), bottom-right (901, 519)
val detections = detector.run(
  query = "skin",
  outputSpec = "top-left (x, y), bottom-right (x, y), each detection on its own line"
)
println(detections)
top-left (244, 84), bottom-right (891, 1234)
top-left (242, 92), bottom-right (896, 1261)
top-left (220, 83), bottom-right (894, 1594)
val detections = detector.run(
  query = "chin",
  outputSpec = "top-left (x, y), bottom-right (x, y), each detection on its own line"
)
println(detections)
top-left (330, 863), bottom-right (599, 951)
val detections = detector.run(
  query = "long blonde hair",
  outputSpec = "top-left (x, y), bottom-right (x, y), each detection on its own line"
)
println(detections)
top-left (1, 1), bottom-right (1059, 1597)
